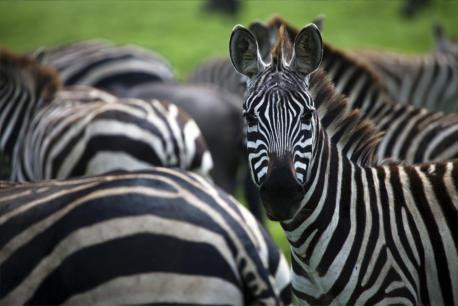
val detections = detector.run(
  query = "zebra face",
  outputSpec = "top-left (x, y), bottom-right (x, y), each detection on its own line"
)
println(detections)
top-left (243, 70), bottom-right (317, 220)
top-left (230, 23), bottom-right (322, 221)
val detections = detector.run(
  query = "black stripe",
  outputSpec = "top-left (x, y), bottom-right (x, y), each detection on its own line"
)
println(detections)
top-left (47, 107), bottom-right (168, 177)
top-left (407, 64), bottom-right (424, 105)
top-left (65, 54), bottom-right (140, 85)
top-left (405, 166), bottom-right (452, 305)
top-left (67, 135), bottom-right (163, 177)
top-left (94, 72), bottom-right (162, 93)
top-left (348, 167), bottom-right (380, 304)
top-left (429, 129), bottom-right (458, 160)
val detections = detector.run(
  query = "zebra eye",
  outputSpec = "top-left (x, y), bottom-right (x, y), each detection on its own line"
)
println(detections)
top-left (244, 112), bottom-right (258, 125)
top-left (302, 111), bottom-right (313, 122)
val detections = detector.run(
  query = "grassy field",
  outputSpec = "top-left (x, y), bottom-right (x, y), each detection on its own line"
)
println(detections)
top-left (0, 0), bottom-right (457, 258)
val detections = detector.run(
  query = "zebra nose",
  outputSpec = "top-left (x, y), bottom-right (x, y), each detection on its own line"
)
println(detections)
top-left (259, 154), bottom-right (305, 221)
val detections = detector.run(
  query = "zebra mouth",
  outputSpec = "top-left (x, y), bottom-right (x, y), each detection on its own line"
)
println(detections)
top-left (260, 193), bottom-right (304, 221)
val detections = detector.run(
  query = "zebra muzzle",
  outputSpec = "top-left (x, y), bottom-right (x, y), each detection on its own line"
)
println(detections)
top-left (259, 153), bottom-right (305, 221)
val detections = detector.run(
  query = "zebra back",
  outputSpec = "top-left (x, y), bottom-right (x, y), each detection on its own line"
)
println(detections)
top-left (352, 47), bottom-right (458, 112)
top-left (0, 168), bottom-right (291, 305)
top-left (13, 86), bottom-right (213, 181)
top-left (34, 40), bottom-right (176, 96)
top-left (187, 57), bottom-right (246, 99)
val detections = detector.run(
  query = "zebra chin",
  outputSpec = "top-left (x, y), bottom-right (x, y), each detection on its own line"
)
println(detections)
top-left (260, 195), bottom-right (304, 221)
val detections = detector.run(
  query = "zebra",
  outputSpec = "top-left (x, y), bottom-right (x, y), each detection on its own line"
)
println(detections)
top-left (347, 30), bottom-right (458, 113)
top-left (0, 48), bottom-right (212, 181)
top-left (120, 82), bottom-right (245, 196)
top-left (192, 16), bottom-right (458, 164)
top-left (33, 39), bottom-right (176, 97)
top-left (229, 22), bottom-right (458, 305)
top-left (0, 167), bottom-right (292, 305)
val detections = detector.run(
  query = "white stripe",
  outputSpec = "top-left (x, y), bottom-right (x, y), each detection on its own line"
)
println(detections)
top-left (63, 273), bottom-right (243, 306)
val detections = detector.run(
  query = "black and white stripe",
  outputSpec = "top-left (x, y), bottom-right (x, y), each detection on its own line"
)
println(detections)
top-left (230, 24), bottom-right (458, 305)
top-left (320, 44), bottom-right (458, 162)
top-left (34, 40), bottom-right (176, 96)
top-left (0, 48), bottom-right (212, 181)
top-left (353, 48), bottom-right (458, 113)
top-left (0, 168), bottom-right (291, 305)
top-left (187, 57), bottom-right (246, 99)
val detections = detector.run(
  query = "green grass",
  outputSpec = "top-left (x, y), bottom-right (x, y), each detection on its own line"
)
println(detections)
top-left (0, 0), bottom-right (457, 259)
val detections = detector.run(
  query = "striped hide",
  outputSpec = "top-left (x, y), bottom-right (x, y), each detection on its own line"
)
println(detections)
top-left (0, 168), bottom-right (291, 305)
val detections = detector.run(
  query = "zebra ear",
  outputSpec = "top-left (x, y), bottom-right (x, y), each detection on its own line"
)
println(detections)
top-left (311, 15), bottom-right (325, 32)
top-left (290, 23), bottom-right (323, 76)
top-left (230, 25), bottom-right (263, 78)
top-left (248, 21), bottom-right (271, 61)
top-left (32, 47), bottom-right (47, 63)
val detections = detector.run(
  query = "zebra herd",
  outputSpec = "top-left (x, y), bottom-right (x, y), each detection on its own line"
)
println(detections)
top-left (0, 15), bottom-right (457, 306)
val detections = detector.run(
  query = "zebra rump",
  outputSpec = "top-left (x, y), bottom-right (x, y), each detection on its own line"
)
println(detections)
top-left (0, 168), bottom-right (292, 305)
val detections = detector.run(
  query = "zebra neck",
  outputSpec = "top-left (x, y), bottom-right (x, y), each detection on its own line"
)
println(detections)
top-left (281, 126), bottom-right (373, 302)
top-left (282, 127), bottom-right (356, 244)
top-left (0, 79), bottom-right (41, 156)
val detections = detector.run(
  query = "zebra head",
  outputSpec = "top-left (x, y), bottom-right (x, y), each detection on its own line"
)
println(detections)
top-left (230, 24), bottom-right (323, 221)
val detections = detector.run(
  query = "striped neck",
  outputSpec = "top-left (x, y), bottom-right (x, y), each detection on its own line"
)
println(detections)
top-left (281, 116), bottom-right (373, 303)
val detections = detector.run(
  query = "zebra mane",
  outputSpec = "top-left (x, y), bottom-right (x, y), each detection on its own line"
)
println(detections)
top-left (322, 44), bottom-right (389, 92)
top-left (0, 48), bottom-right (61, 103)
top-left (265, 16), bottom-right (388, 93)
top-left (266, 16), bottom-right (298, 42)
top-left (271, 24), bottom-right (293, 68)
top-left (310, 70), bottom-right (383, 166)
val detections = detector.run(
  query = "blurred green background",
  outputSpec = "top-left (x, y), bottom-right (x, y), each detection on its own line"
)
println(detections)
top-left (0, 0), bottom-right (457, 258)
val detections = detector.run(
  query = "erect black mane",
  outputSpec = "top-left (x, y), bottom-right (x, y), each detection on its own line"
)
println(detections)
top-left (310, 70), bottom-right (382, 166)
